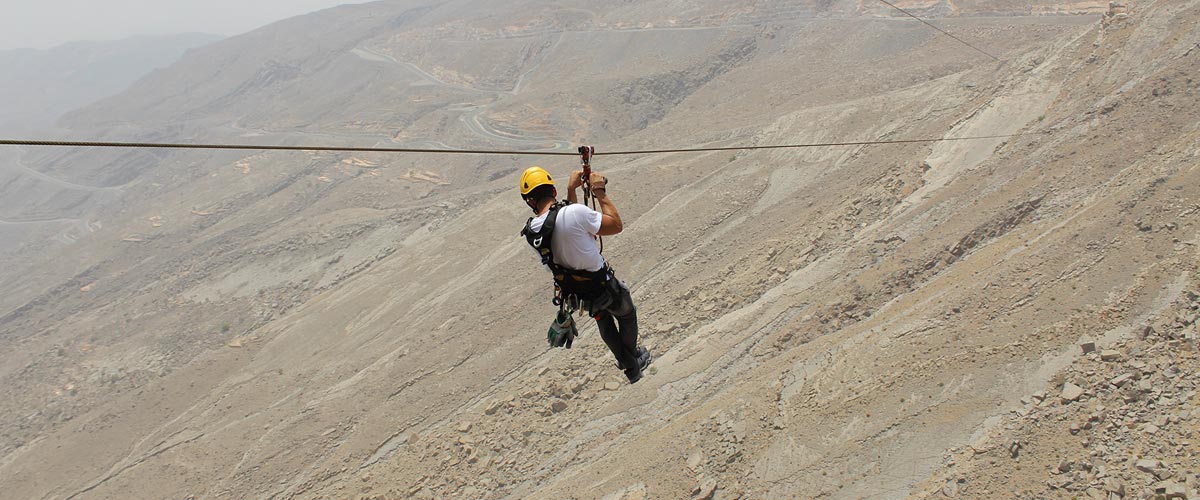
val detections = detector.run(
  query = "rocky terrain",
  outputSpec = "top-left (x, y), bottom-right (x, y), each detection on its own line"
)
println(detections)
top-left (0, 0), bottom-right (1197, 499)
top-left (915, 286), bottom-right (1200, 499)
top-left (0, 33), bottom-right (221, 256)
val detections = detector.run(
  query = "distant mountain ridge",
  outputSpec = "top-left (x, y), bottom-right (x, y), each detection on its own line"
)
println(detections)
top-left (54, 0), bottom-right (1106, 141)
top-left (0, 33), bottom-right (223, 135)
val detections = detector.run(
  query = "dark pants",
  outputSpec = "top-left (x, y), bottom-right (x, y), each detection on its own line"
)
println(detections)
top-left (592, 280), bottom-right (639, 370)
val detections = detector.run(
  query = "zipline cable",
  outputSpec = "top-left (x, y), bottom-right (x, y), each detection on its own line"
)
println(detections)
top-left (0, 132), bottom-right (1043, 157)
top-left (873, 0), bottom-right (1002, 62)
top-left (0, 139), bottom-right (576, 156)
top-left (595, 132), bottom-right (1042, 156)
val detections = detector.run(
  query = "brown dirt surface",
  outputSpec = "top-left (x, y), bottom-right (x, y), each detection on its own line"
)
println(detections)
top-left (0, 0), bottom-right (1197, 499)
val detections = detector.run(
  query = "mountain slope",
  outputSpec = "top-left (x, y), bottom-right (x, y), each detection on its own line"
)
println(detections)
top-left (2, 1), bottom-right (1196, 499)
top-left (0, 33), bottom-right (222, 135)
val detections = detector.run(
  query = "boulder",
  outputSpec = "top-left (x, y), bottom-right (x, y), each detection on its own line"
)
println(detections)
top-left (1110, 373), bottom-right (1134, 387)
top-left (693, 478), bottom-right (717, 500)
top-left (1154, 481), bottom-right (1189, 500)
top-left (1062, 382), bottom-right (1085, 403)
top-left (1135, 458), bottom-right (1166, 477)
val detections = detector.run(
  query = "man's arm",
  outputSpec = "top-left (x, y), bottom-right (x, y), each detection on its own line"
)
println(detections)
top-left (589, 173), bottom-right (623, 236)
top-left (567, 170), bottom-right (582, 204)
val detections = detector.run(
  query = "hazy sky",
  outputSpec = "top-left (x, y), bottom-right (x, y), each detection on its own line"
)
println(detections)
top-left (0, 0), bottom-right (377, 50)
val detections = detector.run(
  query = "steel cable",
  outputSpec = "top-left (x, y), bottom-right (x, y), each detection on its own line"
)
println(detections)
top-left (873, 0), bottom-right (1002, 61)
top-left (0, 132), bottom-right (1043, 158)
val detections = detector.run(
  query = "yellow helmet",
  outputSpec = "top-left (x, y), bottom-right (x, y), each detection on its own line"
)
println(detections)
top-left (519, 166), bottom-right (555, 196)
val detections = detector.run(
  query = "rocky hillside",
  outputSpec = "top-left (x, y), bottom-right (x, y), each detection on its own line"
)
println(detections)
top-left (860, 0), bottom-right (1109, 16)
top-left (0, 0), bottom-right (1196, 499)
top-left (915, 286), bottom-right (1200, 499)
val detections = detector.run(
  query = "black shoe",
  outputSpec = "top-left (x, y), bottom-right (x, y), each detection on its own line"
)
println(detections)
top-left (615, 346), bottom-right (648, 370)
top-left (624, 347), bottom-right (652, 384)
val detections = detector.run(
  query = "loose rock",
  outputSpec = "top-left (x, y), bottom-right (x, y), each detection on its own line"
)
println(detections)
top-left (1110, 373), bottom-right (1134, 387)
top-left (693, 478), bottom-right (717, 499)
top-left (1135, 458), bottom-right (1164, 476)
top-left (1061, 382), bottom-right (1085, 403)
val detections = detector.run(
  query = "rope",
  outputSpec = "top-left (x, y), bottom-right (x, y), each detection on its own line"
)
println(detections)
top-left (578, 146), bottom-right (603, 254)
top-left (873, 0), bottom-right (1002, 62)
top-left (0, 133), bottom-right (1042, 157)
top-left (595, 132), bottom-right (1042, 156)
top-left (0, 139), bottom-right (578, 156)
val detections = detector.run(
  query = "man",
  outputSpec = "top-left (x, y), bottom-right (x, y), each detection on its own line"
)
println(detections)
top-left (518, 166), bottom-right (652, 383)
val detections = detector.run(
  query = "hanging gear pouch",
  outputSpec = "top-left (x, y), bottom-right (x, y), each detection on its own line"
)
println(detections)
top-left (547, 309), bottom-right (578, 348)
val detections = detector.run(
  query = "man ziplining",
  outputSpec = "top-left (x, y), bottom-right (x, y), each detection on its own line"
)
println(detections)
top-left (518, 164), bottom-right (652, 383)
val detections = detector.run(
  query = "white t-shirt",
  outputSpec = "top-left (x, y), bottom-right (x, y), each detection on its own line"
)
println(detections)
top-left (529, 204), bottom-right (606, 272)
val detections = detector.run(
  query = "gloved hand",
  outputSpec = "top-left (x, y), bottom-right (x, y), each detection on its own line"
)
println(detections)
top-left (547, 310), bottom-right (577, 348)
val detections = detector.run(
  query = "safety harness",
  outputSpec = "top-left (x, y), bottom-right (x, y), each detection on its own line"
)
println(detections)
top-left (521, 200), bottom-right (616, 348)
top-left (520, 200), bottom-right (613, 303)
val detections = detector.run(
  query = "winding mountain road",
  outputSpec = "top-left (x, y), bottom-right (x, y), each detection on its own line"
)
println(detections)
top-left (0, 217), bottom-right (82, 226)
top-left (351, 47), bottom-right (484, 93)
top-left (351, 39), bottom-right (573, 152)
top-left (0, 216), bottom-right (95, 244)
top-left (1, 150), bottom-right (126, 193)
top-left (0, 151), bottom-right (116, 234)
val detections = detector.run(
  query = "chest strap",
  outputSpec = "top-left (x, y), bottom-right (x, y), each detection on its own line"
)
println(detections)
top-left (520, 201), bottom-right (610, 297)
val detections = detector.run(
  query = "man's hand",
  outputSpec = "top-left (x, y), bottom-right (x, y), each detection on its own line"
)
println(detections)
top-left (585, 171), bottom-right (622, 236)
top-left (566, 170), bottom-right (583, 203)
top-left (588, 172), bottom-right (608, 196)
